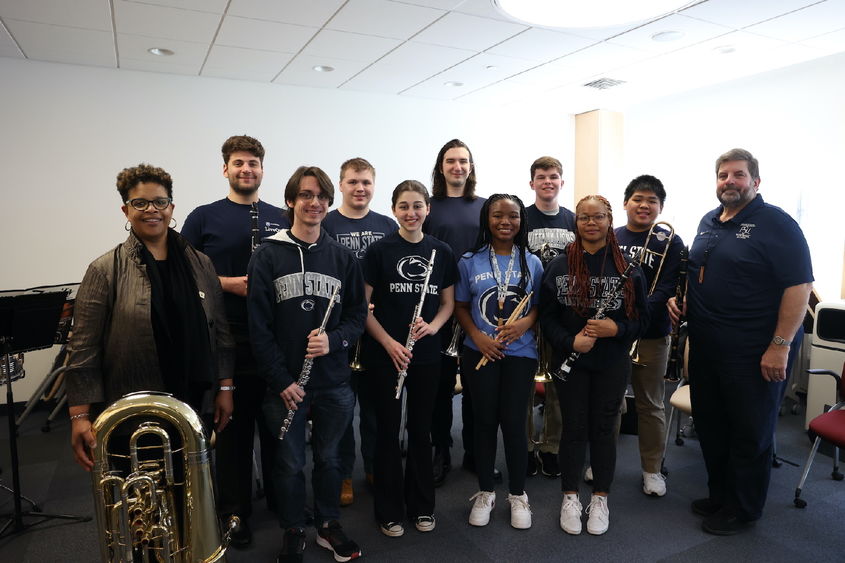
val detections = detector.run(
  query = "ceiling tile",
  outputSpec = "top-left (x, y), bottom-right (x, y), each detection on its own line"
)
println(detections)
top-left (679, 0), bottom-right (822, 29)
top-left (745, 1), bottom-right (845, 42)
top-left (543, 41), bottom-right (651, 80)
top-left (302, 29), bottom-right (402, 62)
top-left (5, 19), bottom-right (115, 66)
top-left (114, 0), bottom-right (221, 43)
top-left (485, 27), bottom-right (595, 61)
top-left (273, 54), bottom-right (371, 88)
top-left (407, 51), bottom-right (535, 90)
top-left (117, 33), bottom-right (208, 68)
top-left (120, 0), bottom-right (229, 13)
top-left (389, 0), bottom-right (463, 9)
top-left (0, 20), bottom-right (22, 58)
top-left (202, 44), bottom-right (291, 81)
top-left (412, 11), bottom-right (526, 51)
top-left (215, 15), bottom-right (317, 52)
top-left (119, 57), bottom-right (201, 75)
top-left (327, 0), bottom-right (445, 40)
top-left (454, 0), bottom-right (519, 22)
top-left (228, 0), bottom-right (345, 26)
top-left (610, 13), bottom-right (734, 54)
top-left (0, 0), bottom-right (111, 31)
top-left (800, 27), bottom-right (845, 53)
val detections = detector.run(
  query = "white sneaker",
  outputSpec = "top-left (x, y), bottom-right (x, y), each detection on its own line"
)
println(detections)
top-left (584, 465), bottom-right (594, 484)
top-left (559, 493), bottom-right (583, 535)
top-left (642, 472), bottom-right (667, 497)
top-left (586, 494), bottom-right (609, 535)
top-left (507, 492), bottom-right (532, 529)
top-left (468, 491), bottom-right (496, 526)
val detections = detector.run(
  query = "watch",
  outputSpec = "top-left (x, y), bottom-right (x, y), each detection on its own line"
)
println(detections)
top-left (771, 336), bottom-right (791, 347)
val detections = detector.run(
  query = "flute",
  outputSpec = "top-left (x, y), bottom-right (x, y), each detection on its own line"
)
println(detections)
top-left (475, 291), bottom-right (533, 370)
top-left (554, 256), bottom-right (641, 381)
top-left (250, 202), bottom-right (260, 253)
top-left (395, 249), bottom-right (437, 399)
top-left (278, 285), bottom-right (340, 440)
top-left (664, 246), bottom-right (688, 382)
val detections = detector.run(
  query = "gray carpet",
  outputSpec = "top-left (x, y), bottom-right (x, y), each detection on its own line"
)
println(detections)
top-left (1, 394), bottom-right (843, 562)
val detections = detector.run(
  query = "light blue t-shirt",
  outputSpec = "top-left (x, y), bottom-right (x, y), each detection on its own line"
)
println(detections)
top-left (456, 247), bottom-right (543, 359)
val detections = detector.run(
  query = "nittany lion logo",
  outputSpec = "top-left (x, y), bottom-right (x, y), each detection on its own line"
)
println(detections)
top-left (396, 255), bottom-right (430, 281)
top-left (478, 286), bottom-right (528, 329)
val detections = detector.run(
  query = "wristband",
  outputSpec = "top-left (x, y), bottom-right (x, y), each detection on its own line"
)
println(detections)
top-left (219, 385), bottom-right (236, 391)
top-left (70, 412), bottom-right (90, 421)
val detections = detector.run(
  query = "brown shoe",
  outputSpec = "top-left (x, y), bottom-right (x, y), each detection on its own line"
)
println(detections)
top-left (340, 478), bottom-right (354, 507)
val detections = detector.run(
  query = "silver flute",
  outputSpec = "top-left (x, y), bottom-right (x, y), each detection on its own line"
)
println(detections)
top-left (554, 255), bottom-right (641, 380)
top-left (395, 248), bottom-right (437, 399)
top-left (278, 285), bottom-right (340, 440)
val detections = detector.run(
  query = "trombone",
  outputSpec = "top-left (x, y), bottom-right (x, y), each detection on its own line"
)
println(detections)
top-left (349, 340), bottom-right (365, 372)
top-left (630, 221), bottom-right (675, 366)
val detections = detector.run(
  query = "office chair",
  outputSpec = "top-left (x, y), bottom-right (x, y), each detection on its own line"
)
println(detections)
top-left (793, 362), bottom-right (845, 508)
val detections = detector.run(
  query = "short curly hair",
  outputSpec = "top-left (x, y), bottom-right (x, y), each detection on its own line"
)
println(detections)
top-left (222, 135), bottom-right (265, 164)
top-left (116, 163), bottom-right (173, 202)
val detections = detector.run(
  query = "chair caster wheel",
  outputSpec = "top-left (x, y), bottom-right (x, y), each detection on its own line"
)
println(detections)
top-left (833, 471), bottom-right (844, 481)
top-left (794, 498), bottom-right (807, 508)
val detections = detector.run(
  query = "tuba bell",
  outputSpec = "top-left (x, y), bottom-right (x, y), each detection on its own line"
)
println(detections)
top-left (91, 391), bottom-right (236, 562)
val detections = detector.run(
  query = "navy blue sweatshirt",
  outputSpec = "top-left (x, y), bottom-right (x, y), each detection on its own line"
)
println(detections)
top-left (247, 229), bottom-right (367, 394)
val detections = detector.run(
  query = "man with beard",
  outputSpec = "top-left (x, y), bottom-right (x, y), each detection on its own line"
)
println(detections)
top-left (668, 148), bottom-right (812, 535)
top-left (182, 135), bottom-right (289, 546)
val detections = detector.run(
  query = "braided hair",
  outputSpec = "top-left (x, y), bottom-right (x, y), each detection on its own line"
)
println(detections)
top-left (567, 194), bottom-right (638, 319)
top-left (467, 193), bottom-right (531, 291)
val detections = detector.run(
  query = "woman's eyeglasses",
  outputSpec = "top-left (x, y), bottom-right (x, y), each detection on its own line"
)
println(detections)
top-left (576, 213), bottom-right (607, 223)
top-left (125, 197), bottom-right (172, 211)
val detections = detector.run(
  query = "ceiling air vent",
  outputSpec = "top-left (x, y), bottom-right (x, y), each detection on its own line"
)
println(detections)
top-left (583, 78), bottom-right (625, 90)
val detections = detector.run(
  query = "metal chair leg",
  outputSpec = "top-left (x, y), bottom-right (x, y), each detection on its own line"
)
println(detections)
top-left (794, 436), bottom-right (822, 508)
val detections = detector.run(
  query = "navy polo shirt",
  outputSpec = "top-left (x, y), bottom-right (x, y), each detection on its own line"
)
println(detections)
top-left (686, 194), bottom-right (813, 357)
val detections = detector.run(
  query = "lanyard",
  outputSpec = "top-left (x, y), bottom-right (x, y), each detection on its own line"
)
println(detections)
top-left (489, 245), bottom-right (516, 327)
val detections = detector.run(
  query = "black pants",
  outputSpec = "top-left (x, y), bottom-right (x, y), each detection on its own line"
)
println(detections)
top-left (215, 336), bottom-right (276, 518)
top-left (463, 349), bottom-right (535, 495)
top-left (554, 355), bottom-right (629, 494)
top-left (367, 362), bottom-right (440, 522)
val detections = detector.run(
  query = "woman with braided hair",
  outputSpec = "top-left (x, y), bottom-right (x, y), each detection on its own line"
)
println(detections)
top-left (539, 194), bottom-right (649, 536)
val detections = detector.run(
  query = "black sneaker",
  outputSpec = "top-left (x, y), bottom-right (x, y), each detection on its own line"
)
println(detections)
top-left (691, 497), bottom-right (723, 517)
top-left (316, 520), bottom-right (362, 562)
top-left (527, 451), bottom-right (538, 477)
top-left (278, 528), bottom-right (306, 563)
top-left (539, 451), bottom-right (561, 478)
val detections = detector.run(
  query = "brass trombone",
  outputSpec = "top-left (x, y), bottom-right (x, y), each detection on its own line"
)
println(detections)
top-left (630, 221), bottom-right (675, 366)
top-left (349, 340), bottom-right (365, 372)
top-left (533, 329), bottom-right (553, 384)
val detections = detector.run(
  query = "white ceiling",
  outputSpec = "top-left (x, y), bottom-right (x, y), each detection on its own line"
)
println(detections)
top-left (1, 0), bottom-right (844, 111)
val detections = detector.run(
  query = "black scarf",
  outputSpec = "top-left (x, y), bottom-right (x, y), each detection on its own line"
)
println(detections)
top-left (139, 230), bottom-right (214, 411)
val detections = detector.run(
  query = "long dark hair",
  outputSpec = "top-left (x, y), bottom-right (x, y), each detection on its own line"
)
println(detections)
top-left (430, 138), bottom-right (477, 200)
top-left (467, 193), bottom-right (531, 291)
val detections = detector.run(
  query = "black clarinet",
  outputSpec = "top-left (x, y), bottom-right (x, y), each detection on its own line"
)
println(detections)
top-left (250, 202), bottom-right (260, 253)
top-left (664, 246), bottom-right (688, 381)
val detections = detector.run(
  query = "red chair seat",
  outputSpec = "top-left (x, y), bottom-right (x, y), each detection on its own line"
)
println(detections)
top-left (809, 409), bottom-right (845, 448)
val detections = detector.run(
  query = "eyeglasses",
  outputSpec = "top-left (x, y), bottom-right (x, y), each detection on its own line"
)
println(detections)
top-left (126, 197), bottom-right (172, 211)
top-left (576, 213), bottom-right (608, 223)
top-left (296, 191), bottom-right (331, 202)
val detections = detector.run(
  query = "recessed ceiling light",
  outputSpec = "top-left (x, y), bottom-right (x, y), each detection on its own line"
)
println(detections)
top-left (651, 30), bottom-right (684, 42)
top-left (444, 81), bottom-right (464, 87)
top-left (147, 47), bottom-right (174, 56)
top-left (713, 45), bottom-right (736, 55)
top-left (493, 0), bottom-right (690, 28)
top-left (485, 65), bottom-right (498, 70)
top-left (312, 65), bottom-right (335, 72)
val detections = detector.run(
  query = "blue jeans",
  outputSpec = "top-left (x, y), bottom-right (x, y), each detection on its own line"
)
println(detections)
top-left (262, 382), bottom-right (354, 529)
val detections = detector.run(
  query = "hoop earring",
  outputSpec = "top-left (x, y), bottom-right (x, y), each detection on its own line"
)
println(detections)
top-left (170, 218), bottom-right (177, 228)
top-left (125, 221), bottom-right (131, 232)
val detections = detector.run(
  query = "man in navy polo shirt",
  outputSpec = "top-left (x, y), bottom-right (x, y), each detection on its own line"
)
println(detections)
top-left (669, 148), bottom-right (812, 535)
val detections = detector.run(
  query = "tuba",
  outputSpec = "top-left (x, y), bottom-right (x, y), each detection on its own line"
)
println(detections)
top-left (91, 391), bottom-right (236, 562)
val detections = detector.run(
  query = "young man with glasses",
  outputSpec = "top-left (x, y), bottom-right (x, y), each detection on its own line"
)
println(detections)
top-left (182, 135), bottom-right (288, 546)
top-left (248, 166), bottom-right (367, 562)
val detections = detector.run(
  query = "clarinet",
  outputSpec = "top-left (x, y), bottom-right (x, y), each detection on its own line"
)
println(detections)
top-left (278, 285), bottom-right (340, 440)
top-left (395, 249), bottom-right (437, 399)
top-left (250, 202), bottom-right (260, 253)
top-left (553, 255), bottom-right (642, 381)
top-left (664, 246), bottom-right (688, 381)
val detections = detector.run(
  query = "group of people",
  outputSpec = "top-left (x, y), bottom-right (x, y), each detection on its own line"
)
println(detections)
top-left (64, 135), bottom-right (813, 562)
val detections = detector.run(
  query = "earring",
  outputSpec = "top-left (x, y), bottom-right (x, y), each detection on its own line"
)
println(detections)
top-left (125, 221), bottom-right (131, 231)
top-left (170, 218), bottom-right (177, 229)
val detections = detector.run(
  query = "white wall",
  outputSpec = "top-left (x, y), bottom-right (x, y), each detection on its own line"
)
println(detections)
top-left (623, 50), bottom-right (845, 302)
top-left (0, 57), bottom-right (573, 396)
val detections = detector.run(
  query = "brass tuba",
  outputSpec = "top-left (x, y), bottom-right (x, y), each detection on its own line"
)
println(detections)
top-left (91, 391), bottom-right (236, 562)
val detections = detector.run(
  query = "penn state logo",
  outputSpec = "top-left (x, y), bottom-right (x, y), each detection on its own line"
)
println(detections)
top-left (736, 223), bottom-right (755, 240)
top-left (478, 286), bottom-right (527, 329)
top-left (301, 298), bottom-right (315, 312)
top-left (396, 255), bottom-right (430, 281)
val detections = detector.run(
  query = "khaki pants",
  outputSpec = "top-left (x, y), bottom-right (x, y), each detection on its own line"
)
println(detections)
top-left (629, 335), bottom-right (671, 473)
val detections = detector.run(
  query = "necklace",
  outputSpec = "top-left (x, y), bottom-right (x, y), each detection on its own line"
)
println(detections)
top-left (489, 245), bottom-right (516, 327)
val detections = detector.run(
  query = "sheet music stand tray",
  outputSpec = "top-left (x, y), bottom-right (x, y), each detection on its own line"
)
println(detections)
top-left (0, 288), bottom-right (91, 538)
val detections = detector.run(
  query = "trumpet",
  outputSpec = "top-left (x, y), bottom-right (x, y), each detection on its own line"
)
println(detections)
top-left (629, 221), bottom-right (675, 366)
top-left (395, 249), bottom-right (437, 399)
top-left (475, 291), bottom-right (533, 370)
top-left (442, 319), bottom-right (462, 358)
top-left (279, 285), bottom-right (340, 440)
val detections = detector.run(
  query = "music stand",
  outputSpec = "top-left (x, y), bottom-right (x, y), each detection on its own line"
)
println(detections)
top-left (0, 288), bottom-right (91, 538)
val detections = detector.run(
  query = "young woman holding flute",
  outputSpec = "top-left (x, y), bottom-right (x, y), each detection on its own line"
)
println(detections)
top-left (362, 180), bottom-right (457, 538)
top-left (454, 193), bottom-right (543, 530)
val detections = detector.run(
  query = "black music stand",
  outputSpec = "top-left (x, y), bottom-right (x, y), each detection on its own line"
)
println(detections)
top-left (0, 288), bottom-right (91, 538)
